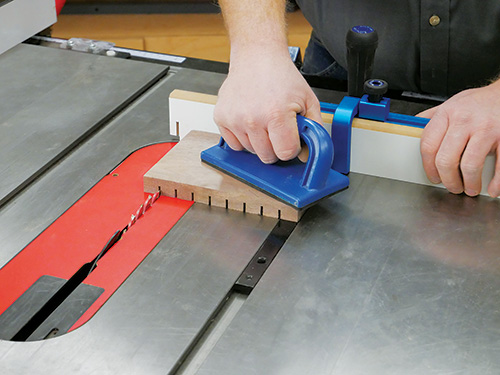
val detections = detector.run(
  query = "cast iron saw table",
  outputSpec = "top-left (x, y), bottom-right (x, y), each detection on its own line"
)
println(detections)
top-left (0, 41), bottom-right (499, 375)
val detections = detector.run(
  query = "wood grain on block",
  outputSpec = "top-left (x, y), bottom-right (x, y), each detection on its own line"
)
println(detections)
top-left (144, 131), bottom-right (304, 222)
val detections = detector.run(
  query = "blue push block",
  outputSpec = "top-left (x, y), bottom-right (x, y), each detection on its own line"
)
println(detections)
top-left (200, 115), bottom-right (349, 209)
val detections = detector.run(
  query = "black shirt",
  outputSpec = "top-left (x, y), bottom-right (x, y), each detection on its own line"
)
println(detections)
top-left (296, 0), bottom-right (500, 96)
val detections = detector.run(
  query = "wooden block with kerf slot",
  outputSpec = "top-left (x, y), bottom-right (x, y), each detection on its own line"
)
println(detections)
top-left (144, 131), bottom-right (305, 222)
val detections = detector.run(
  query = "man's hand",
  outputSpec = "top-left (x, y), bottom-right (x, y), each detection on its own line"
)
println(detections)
top-left (215, 0), bottom-right (322, 164)
top-left (419, 79), bottom-right (500, 197)
top-left (214, 51), bottom-right (322, 164)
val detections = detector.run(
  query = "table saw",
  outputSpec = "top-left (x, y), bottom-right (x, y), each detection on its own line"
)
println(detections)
top-left (0, 38), bottom-right (499, 375)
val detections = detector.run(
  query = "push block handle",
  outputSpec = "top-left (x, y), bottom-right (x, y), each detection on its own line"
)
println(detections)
top-left (216, 115), bottom-right (334, 191)
top-left (296, 115), bottom-right (334, 190)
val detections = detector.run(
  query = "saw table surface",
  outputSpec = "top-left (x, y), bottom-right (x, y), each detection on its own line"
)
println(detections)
top-left (0, 44), bottom-right (167, 207)
top-left (0, 42), bottom-right (499, 375)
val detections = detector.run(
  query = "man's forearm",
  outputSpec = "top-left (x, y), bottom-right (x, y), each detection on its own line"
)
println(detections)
top-left (214, 0), bottom-right (322, 163)
top-left (219, 0), bottom-right (290, 62)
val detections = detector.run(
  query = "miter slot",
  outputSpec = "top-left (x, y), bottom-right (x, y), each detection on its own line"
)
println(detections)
top-left (233, 220), bottom-right (296, 294)
top-left (173, 292), bottom-right (247, 375)
top-left (173, 217), bottom-right (297, 374)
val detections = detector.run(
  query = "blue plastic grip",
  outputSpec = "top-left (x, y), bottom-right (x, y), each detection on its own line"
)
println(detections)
top-left (296, 115), bottom-right (334, 190)
top-left (219, 115), bottom-right (334, 190)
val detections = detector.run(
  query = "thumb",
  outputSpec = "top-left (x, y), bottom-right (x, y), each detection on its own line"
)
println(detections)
top-left (303, 96), bottom-right (323, 126)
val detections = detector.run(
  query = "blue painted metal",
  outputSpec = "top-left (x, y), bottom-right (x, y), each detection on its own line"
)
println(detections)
top-left (325, 94), bottom-right (430, 175)
top-left (330, 96), bottom-right (360, 174)
top-left (200, 115), bottom-right (349, 209)
top-left (386, 112), bottom-right (429, 128)
top-left (320, 100), bottom-right (429, 129)
top-left (359, 94), bottom-right (390, 121)
top-left (319, 101), bottom-right (338, 114)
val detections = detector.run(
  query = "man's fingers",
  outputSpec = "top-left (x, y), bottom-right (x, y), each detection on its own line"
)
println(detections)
top-left (219, 127), bottom-right (244, 151)
top-left (220, 126), bottom-right (261, 155)
top-left (420, 110), bottom-right (448, 184)
top-left (418, 83), bottom-right (500, 197)
top-left (268, 112), bottom-right (301, 161)
top-left (460, 135), bottom-right (493, 196)
top-left (303, 95), bottom-right (323, 126)
top-left (488, 146), bottom-right (500, 197)
top-left (247, 130), bottom-right (278, 164)
top-left (434, 117), bottom-right (471, 194)
top-left (417, 106), bottom-right (441, 183)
